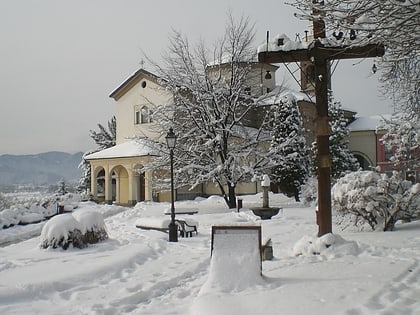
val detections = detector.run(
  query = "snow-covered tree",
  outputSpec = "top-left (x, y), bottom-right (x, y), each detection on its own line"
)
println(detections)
top-left (328, 95), bottom-right (359, 179)
top-left (380, 111), bottom-right (420, 181)
top-left (291, 0), bottom-right (419, 113)
top-left (55, 179), bottom-right (69, 196)
top-left (89, 116), bottom-right (117, 150)
top-left (270, 94), bottom-right (309, 201)
top-left (311, 93), bottom-right (359, 180)
top-left (145, 14), bottom-right (283, 208)
top-left (78, 116), bottom-right (117, 192)
top-left (332, 170), bottom-right (420, 231)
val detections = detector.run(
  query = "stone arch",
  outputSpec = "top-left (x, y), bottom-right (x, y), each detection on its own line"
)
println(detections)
top-left (352, 151), bottom-right (373, 170)
top-left (92, 166), bottom-right (106, 202)
top-left (110, 165), bottom-right (130, 205)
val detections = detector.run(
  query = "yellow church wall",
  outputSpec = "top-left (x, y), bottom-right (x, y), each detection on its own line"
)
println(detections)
top-left (348, 130), bottom-right (377, 167)
top-left (115, 77), bottom-right (172, 145)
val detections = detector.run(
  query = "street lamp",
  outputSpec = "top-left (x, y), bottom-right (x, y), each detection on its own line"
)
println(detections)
top-left (166, 127), bottom-right (178, 242)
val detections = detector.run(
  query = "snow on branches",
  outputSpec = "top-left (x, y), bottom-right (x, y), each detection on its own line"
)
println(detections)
top-left (270, 93), bottom-right (309, 201)
top-left (290, 0), bottom-right (419, 113)
top-left (143, 14), bottom-right (291, 208)
top-left (332, 170), bottom-right (420, 231)
top-left (379, 111), bottom-right (420, 179)
top-left (311, 93), bottom-right (359, 181)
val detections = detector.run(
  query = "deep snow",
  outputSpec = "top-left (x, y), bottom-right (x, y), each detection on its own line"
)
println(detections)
top-left (0, 194), bottom-right (419, 315)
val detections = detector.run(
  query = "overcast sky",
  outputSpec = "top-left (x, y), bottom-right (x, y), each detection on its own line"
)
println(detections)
top-left (0, 0), bottom-right (393, 155)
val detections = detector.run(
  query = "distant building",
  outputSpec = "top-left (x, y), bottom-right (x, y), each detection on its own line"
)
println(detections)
top-left (348, 115), bottom-right (419, 183)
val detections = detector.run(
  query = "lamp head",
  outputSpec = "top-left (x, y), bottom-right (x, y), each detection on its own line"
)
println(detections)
top-left (166, 127), bottom-right (177, 149)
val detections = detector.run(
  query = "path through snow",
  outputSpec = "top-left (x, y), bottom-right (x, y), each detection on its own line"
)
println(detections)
top-left (0, 195), bottom-right (419, 314)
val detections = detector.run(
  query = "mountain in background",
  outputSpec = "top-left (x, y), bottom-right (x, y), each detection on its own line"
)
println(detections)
top-left (0, 151), bottom-right (84, 188)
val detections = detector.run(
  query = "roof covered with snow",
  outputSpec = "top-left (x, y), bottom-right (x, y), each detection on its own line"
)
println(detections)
top-left (348, 115), bottom-right (391, 132)
top-left (85, 140), bottom-right (159, 160)
top-left (257, 86), bottom-right (313, 106)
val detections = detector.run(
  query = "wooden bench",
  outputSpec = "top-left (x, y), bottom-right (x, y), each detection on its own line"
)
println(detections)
top-left (135, 217), bottom-right (171, 232)
top-left (164, 208), bottom-right (199, 215)
top-left (135, 217), bottom-right (198, 238)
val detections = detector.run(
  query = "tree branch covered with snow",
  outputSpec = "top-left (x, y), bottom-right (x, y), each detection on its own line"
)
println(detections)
top-left (311, 92), bottom-right (359, 181)
top-left (290, 0), bottom-right (419, 112)
top-left (144, 13), bottom-right (287, 208)
top-left (270, 94), bottom-right (310, 201)
top-left (78, 116), bottom-right (117, 193)
top-left (379, 111), bottom-right (420, 179)
top-left (332, 170), bottom-right (420, 231)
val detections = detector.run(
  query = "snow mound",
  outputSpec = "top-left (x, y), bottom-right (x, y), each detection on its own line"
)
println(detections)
top-left (201, 227), bottom-right (263, 293)
top-left (40, 210), bottom-right (108, 250)
top-left (191, 226), bottom-right (265, 314)
top-left (72, 209), bottom-right (106, 233)
top-left (293, 233), bottom-right (359, 257)
top-left (19, 212), bottom-right (44, 225)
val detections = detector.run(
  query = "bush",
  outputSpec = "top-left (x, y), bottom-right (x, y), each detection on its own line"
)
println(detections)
top-left (300, 177), bottom-right (318, 206)
top-left (40, 210), bottom-right (108, 250)
top-left (332, 171), bottom-right (420, 231)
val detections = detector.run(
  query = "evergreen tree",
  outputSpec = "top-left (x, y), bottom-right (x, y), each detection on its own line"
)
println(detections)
top-left (311, 93), bottom-right (359, 181)
top-left (270, 94), bottom-right (309, 201)
top-left (56, 179), bottom-right (69, 196)
top-left (78, 116), bottom-right (117, 192)
top-left (328, 95), bottom-right (359, 179)
top-left (380, 111), bottom-right (420, 182)
top-left (89, 116), bottom-right (117, 150)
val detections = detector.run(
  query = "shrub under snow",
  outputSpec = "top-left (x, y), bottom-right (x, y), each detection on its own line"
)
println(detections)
top-left (293, 233), bottom-right (359, 257)
top-left (40, 210), bottom-right (108, 250)
top-left (332, 171), bottom-right (420, 231)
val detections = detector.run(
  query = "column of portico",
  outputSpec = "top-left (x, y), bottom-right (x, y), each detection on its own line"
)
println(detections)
top-left (104, 165), bottom-right (113, 205)
top-left (128, 170), bottom-right (139, 206)
top-left (90, 167), bottom-right (98, 200)
top-left (144, 170), bottom-right (153, 201)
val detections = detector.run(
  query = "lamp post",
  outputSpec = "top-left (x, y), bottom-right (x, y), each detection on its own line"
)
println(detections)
top-left (166, 127), bottom-right (178, 242)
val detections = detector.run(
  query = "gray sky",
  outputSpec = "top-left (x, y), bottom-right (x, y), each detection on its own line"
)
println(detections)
top-left (0, 0), bottom-right (393, 155)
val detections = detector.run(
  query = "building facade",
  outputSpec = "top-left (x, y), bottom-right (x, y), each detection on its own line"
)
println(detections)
top-left (86, 64), bottom-right (318, 205)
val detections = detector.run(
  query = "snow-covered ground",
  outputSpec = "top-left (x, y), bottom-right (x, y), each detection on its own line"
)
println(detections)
top-left (0, 194), bottom-right (419, 315)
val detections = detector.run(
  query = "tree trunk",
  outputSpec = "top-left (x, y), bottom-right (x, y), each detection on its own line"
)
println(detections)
top-left (227, 184), bottom-right (237, 209)
top-left (384, 200), bottom-right (401, 232)
top-left (216, 180), bottom-right (237, 209)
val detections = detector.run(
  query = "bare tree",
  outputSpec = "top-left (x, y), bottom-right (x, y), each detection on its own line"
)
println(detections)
top-left (145, 13), bottom-right (287, 208)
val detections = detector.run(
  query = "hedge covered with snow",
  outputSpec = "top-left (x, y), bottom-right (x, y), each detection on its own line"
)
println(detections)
top-left (40, 209), bottom-right (108, 250)
top-left (1, 192), bottom-right (80, 229)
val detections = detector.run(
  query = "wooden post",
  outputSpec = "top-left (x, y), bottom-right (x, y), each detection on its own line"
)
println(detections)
top-left (313, 54), bottom-right (332, 236)
top-left (258, 9), bottom-right (384, 237)
top-left (312, 5), bottom-right (332, 237)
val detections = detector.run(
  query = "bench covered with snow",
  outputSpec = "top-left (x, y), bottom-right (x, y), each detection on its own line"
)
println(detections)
top-left (163, 208), bottom-right (199, 215)
top-left (135, 217), bottom-right (198, 237)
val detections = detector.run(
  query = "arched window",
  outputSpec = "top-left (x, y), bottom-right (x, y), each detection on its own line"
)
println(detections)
top-left (96, 169), bottom-right (105, 195)
top-left (135, 106), bottom-right (152, 124)
top-left (354, 153), bottom-right (372, 170)
top-left (141, 106), bottom-right (150, 123)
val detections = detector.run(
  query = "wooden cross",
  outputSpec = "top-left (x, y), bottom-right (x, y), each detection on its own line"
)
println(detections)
top-left (258, 12), bottom-right (385, 237)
